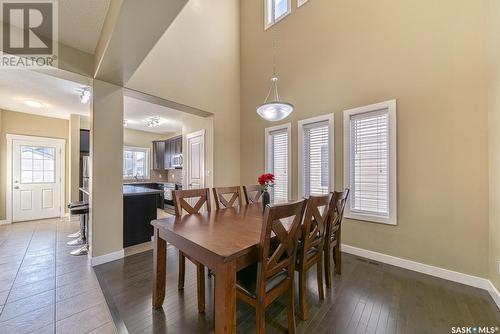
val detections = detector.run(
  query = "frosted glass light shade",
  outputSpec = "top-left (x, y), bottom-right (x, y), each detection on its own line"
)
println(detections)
top-left (256, 102), bottom-right (294, 122)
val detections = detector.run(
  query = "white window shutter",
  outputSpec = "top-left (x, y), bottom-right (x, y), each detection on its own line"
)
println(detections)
top-left (269, 129), bottom-right (289, 201)
top-left (302, 121), bottom-right (330, 197)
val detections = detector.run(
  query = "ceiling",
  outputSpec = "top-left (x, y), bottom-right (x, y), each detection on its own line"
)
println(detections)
top-left (0, 69), bottom-right (185, 134)
top-left (0, 69), bottom-right (90, 119)
top-left (124, 96), bottom-right (183, 134)
top-left (58, 0), bottom-right (111, 54)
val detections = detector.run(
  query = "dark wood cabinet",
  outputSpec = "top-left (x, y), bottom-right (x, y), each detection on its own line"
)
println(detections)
top-left (80, 130), bottom-right (90, 153)
top-left (164, 140), bottom-right (171, 169)
top-left (152, 135), bottom-right (182, 170)
top-left (173, 136), bottom-right (182, 155)
top-left (152, 141), bottom-right (165, 170)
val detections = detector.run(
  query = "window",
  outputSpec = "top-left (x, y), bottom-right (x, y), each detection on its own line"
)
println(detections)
top-left (265, 123), bottom-right (291, 202)
top-left (123, 147), bottom-right (149, 179)
top-left (298, 114), bottom-right (334, 198)
top-left (20, 146), bottom-right (55, 183)
top-left (343, 100), bottom-right (397, 225)
top-left (265, 0), bottom-right (291, 29)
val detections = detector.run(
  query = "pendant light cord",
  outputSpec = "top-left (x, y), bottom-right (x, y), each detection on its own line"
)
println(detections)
top-left (264, 27), bottom-right (280, 103)
top-left (272, 27), bottom-right (277, 77)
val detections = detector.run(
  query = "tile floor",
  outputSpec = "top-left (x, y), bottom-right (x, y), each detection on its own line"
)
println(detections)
top-left (0, 217), bottom-right (117, 334)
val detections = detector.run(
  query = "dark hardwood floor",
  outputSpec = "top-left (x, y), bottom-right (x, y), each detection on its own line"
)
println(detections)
top-left (94, 246), bottom-right (500, 334)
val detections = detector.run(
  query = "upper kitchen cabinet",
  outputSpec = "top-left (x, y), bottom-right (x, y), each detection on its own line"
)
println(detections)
top-left (152, 140), bottom-right (165, 170)
top-left (164, 139), bottom-right (172, 170)
top-left (153, 136), bottom-right (182, 170)
top-left (172, 136), bottom-right (182, 155)
top-left (80, 129), bottom-right (90, 153)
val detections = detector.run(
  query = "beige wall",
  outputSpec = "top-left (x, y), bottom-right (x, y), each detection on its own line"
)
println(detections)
top-left (241, 0), bottom-right (490, 278)
top-left (68, 114), bottom-right (81, 203)
top-left (0, 110), bottom-right (70, 220)
top-left (127, 0), bottom-right (240, 188)
top-left (488, 0), bottom-right (500, 290)
top-left (91, 80), bottom-right (124, 257)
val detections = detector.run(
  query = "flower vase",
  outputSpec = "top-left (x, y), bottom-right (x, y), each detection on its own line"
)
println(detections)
top-left (262, 190), bottom-right (270, 213)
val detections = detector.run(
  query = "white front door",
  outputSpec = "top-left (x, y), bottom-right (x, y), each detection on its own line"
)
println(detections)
top-left (11, 136), bottom-right (64, 222)
top-left (186, 130), bottom-right (205, 190)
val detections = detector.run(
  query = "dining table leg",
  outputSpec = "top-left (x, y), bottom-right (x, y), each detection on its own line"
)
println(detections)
top-left (214, 259), bottom-right (237, 333)
top-left (152, 228), bottom-right (167, 309)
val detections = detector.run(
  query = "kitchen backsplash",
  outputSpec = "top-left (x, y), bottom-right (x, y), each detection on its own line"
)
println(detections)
top-left (150, 169), bottom-right (183, 183)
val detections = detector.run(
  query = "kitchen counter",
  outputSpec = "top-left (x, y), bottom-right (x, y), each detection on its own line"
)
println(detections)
top-left (123, 180), bottom-right (182, 186)
top-left (123, 185), bottom-right (163, 197)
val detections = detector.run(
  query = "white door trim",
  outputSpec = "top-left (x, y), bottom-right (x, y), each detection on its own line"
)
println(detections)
top-left (6, 134), bottom-right (66, 223)
top-left (186, 129), bottom-right (205, 189)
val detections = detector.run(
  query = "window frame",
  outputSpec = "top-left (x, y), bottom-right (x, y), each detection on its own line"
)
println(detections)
top-left (264, 0), bottom-right (292, 30)
top-left (298, 113), bottom-right (334, 198)
top-left (343, 100), bottom-right (397, 225)
top-left (297, 0), bottom-right (309, 8)
top-left (265, 123), bottom-right (292, 201)
top-left (123, 146), bottom-right (150, 180)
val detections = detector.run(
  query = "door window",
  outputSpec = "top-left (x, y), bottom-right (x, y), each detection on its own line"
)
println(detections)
top-left (20, 146), bottom-right (55, 184)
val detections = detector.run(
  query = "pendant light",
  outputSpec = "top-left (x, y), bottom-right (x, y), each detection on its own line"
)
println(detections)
top-left (256, 28), bottom-right (294, 122)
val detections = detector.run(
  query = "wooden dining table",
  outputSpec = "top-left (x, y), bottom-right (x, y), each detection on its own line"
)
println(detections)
top-left (151, 202), bottom-right (277, 334)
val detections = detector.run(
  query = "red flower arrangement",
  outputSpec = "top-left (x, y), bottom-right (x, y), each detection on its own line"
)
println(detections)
top-left (258, 173), bottom-right (275, 191)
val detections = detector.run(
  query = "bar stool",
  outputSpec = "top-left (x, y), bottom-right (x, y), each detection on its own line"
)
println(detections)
top-left (66, 201), bottom-right (88, 238)
top-left (68, 205), bottom-right (89, 256)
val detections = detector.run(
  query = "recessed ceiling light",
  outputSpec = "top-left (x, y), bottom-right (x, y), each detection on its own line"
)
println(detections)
top-left (24, 100), bottom-right (43, 108)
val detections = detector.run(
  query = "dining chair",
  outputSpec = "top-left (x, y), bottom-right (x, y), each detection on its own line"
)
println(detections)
top-left (236, 199), bottom-right (307, 334)
top-left (296, 194), bottom-right (330, 320)
top-left (324, 189), bottom-right (350, 288)
top-left (212, 186), bottom-right (243, 209)
top-left (172, 188), bottom-right (211, 313)
top-left (243, 185), bottom-right (263, 205)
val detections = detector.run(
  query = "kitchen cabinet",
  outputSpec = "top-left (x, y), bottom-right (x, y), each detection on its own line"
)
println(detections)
top-left (153, 135), bottom-right (182, 170)
top-left (172, 136), bottom-right (182, 155)
top-left (80, 130), bottom-right (90, 153)
top-left (152, 141), bottom-right (165, 170)
top-left (164, 140), bottom-right (172, 169)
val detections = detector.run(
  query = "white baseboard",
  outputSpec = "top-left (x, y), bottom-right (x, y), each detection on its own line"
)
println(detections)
top-left (341, 244), bottom-right (499, 309)
top-left (487, 280), bottom-right (500, 309)
top-left (0, 220), bottom-right (11, 225)
top-left (91, 249), bottom-right (124, 267)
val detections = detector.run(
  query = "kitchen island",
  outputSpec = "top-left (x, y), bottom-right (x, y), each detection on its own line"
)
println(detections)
top-left (123, 185), bottom-right (162, 248)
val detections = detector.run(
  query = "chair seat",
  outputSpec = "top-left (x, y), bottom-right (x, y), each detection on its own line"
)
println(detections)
top-left (236, 263), bottom-right (288, 298)
top-left (68, 201), bottom-right (88, 209)
top-left (296, 246), bottom-right (320, 266)
top-left (70, 206), bottom-right (89, 215)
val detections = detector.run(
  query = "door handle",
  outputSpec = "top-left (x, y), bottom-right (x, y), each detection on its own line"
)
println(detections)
top-left (14, 186), bottom-right (19, 189)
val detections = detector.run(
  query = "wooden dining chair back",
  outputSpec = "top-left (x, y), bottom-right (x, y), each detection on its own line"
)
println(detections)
top-left (236, 199), bottom-right (307, 334)
top-left (212, 186), bottom-right (243, 209)
top-left (172, 188), bottom-right (211, 216)
top-left (242, 185), bottom-right (263, 205)
top-left (324, 188), bottom-right (350, 288)
top-left (296, 194), bottom-right (330, 320)
top-left (172, 188), bottom-right (211, 314)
